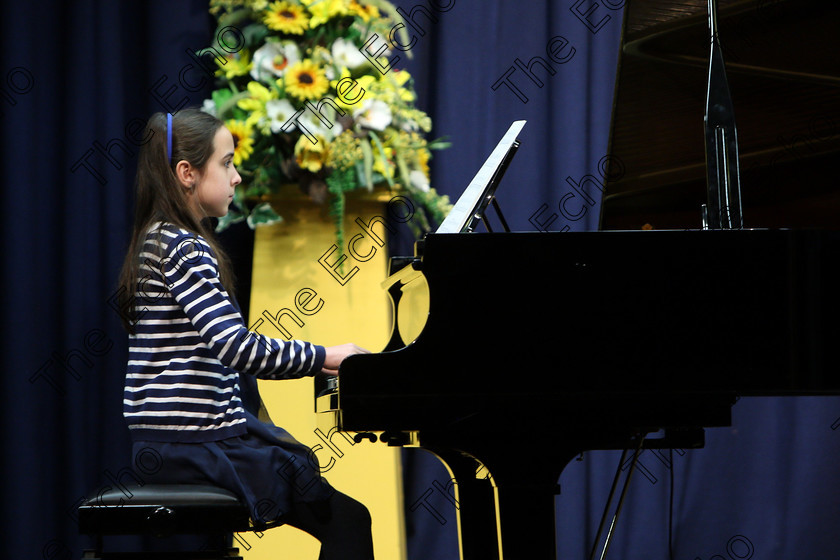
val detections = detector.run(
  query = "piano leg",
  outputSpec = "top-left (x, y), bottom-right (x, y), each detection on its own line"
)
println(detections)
top-left (494, 485), bottom-right (557, 559)
top-left (425, 447), bottom-right (501, 560)
top-left (491, 461), bottom-right (566, 560)
top-left (428, 444), bottom-right (570, 560)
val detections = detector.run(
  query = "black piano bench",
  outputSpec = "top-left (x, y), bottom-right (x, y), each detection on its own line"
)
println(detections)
top-left (78, 484), bottom-right (253, 560)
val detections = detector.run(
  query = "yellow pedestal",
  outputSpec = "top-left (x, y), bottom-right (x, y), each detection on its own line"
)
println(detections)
top-left (240, 191), bottom-right (407, 560)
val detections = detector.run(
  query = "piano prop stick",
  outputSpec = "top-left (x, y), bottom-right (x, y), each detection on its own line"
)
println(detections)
top-left (588, 438), bottom-right (645, 560)
top-left (703, 0), bottom-right (744, 229)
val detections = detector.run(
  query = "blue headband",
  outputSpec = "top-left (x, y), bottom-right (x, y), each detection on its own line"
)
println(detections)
top-left (166, 112), bottom-right (173, 163)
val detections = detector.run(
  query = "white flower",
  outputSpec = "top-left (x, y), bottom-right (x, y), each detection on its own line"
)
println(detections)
top-left (331, 37), bottom-right (368, 70)
top-left (298, 103), bottom-right (343, 140)
top-left (201, 98), bottom-right (217, 116)
top-left (250, 41), bottom-right (301, 82)
top-left (266, 99), bottom-right (298, 133)
top-left (353, 99), bottom-right (392, 131)
top-left (409, 169), bottom-right (430, 192)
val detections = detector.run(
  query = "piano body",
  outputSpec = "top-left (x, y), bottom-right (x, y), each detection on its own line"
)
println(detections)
top-left (317, 1), bottom-right (840, 558)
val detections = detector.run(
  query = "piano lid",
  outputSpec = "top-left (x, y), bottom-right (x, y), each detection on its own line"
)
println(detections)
top-left (600, 0), bottom-right (840, 230)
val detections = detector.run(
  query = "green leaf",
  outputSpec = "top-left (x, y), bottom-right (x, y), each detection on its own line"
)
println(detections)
top-left (395, 150), bottom-right (411, 189)
top-left (354, 161), bottom-right (366, 188)
top-left (233, 184), bottom-right (247, 207)
top-left (244, 183), bottom-right (267, 198)
top-left (360, 139), bottom-right (374, 189)
top-left (365, 0), bottom-right (413, 59)
top-left (263, 162), bottom-right (281, 182)
top-left (428, 136), bottom-right (452, 150)
top-left (246, 202), bottom-right (284, 228)
top-left (211, 89), bottom-right (234, 114)
top-left (216, 90), bottom-right (251, 119)
top-left (326, 174), bottom-right (348, 272)
top-left (216, 9), bottom-right (251, 33)
top-left (242, 22), bottom-right (270, 46)
top-left (216, 205), bottom-right (246, 233)
top-left (368, 130), bottom-right (394, 188)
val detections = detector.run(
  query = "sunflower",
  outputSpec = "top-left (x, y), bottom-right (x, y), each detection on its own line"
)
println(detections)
top-left (225, 120), bottom-right (255, 166)
top-left (348, 0), bottom-right (379, 21)
top-left (283, 59), bottom-right (329, 101)
top-left (300, 0), bottom-right (349, 27)
top-left (216, 49), bottom-right (252, 80)
top-left (264, 1), bottom-right (309, 35)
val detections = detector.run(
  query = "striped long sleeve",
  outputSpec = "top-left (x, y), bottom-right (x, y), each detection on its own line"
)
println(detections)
top-left (124, 223), bottom-right (325, 442)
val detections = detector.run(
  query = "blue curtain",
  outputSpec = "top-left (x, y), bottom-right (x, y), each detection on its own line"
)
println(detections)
top-left (3, 1), bottom-right (839, 560)
top-left (1, 1), bottom-right (218, 557)
top-left (394, 0), bottom-right (621, 238)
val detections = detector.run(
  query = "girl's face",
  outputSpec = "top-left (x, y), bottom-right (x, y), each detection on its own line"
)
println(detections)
top-left (191, 127), bottom-right (241, 218)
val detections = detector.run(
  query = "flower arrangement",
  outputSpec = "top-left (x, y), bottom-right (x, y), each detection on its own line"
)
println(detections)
top-left (202, 0), bottom-right (451, 246)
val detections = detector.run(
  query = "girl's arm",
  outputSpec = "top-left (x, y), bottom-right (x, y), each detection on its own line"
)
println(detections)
top-left (162, 231), bottom-right (326, 379)
top-left (322, 342), bottom-right (369, 375)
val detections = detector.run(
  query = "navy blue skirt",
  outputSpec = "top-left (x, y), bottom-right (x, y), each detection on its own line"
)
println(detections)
top-left (133, 410), bottom-right (335, 529)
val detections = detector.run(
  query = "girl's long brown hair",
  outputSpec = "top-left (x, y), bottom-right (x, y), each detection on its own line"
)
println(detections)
top-left (118, 107), bottom-right (236, 332)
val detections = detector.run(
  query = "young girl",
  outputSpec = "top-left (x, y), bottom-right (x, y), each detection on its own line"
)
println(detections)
top-left (118, 107), bottom-right (374, 559)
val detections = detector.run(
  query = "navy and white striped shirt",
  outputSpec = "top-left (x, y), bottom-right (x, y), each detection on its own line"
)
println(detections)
top-left (124, 223), bottom-right (325, 442)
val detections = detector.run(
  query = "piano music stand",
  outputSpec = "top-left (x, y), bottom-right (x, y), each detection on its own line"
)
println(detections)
top-left (436, 120), bottom-right (525, 234)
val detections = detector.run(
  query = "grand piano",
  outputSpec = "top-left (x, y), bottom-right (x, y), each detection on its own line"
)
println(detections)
top-left (316, 1), bottom-right (840, 558)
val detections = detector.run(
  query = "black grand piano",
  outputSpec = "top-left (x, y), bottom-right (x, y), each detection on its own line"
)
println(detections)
top-left (316, 1), bottom-right (840, 558)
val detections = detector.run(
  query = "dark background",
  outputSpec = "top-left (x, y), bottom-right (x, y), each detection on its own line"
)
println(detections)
top-left (3, 1), bottom-right (839, 559)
